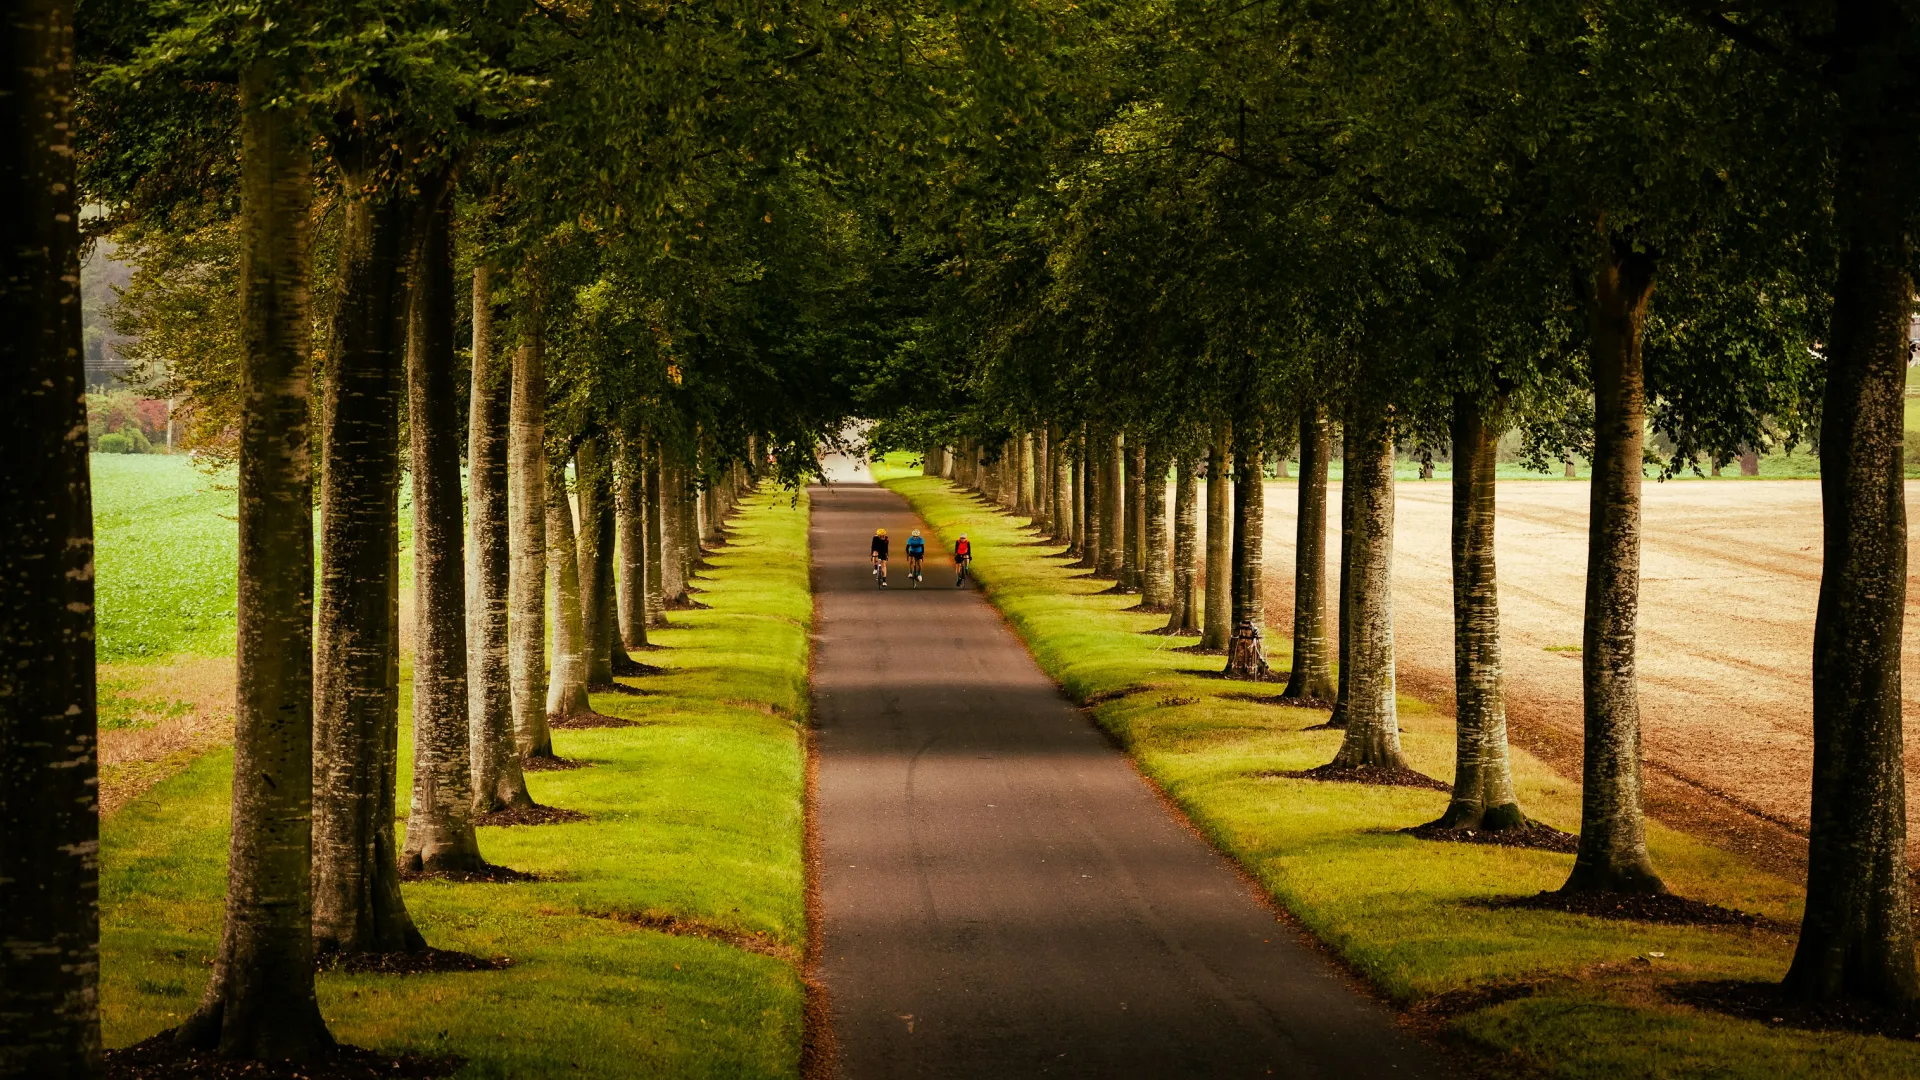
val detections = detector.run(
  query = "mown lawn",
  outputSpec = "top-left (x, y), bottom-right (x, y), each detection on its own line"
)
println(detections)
top-left (101, 486), bottom-right (813, 1079)
top-left (874, 456), bottom-right (1920, 1080)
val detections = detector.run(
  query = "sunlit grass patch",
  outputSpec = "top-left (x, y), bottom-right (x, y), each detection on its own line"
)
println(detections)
top-left (874, 455), bottom-right (1917, 1079)
top-left (101, 486), bottom-right (812, 1079)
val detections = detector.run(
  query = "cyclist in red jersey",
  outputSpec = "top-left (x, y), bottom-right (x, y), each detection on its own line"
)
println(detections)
top-left (953, 534), bottom-right (972, 587)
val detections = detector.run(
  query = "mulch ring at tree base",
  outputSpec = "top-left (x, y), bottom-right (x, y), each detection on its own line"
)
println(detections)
top-left (547, 712), bottom-right (637, 730)
top-left (472, 803), bottom-right (588, 827)
top-left (398, 862), bottom-right (543, 884)
top-left (106, 1035), bottom-right (461, 1080)
top-left (520, 755), bottom-right (589, 772)
top-left (1489, 890), bottom-right (1787, 930)
top-left (1666, 979), bottom-right (1920, 1040)
top-left (1402, 821), bottom-right (1580, 854)
top-left (1267, 763), bottom-right (1451, 791)
top-left (324, 947), bottom-right (512, 975)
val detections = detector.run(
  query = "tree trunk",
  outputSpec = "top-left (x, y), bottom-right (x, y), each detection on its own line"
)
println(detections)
top-left (1434, 395), bottom-right (1524, 829)
top-left (1563, 238), bottom-right (1665, 895)
top-left (180, 56), bottom-right (333, 1059)
top-left (1140, 446), bottom-right (1173, 612)
top-left (0, 2), bottom-right (102, 1064)
top-left (677, 465), bottom-right (703, 585)
top-left (1053, 426), bottom-right (1074, 545)
top-left (465, 262), bottom-right (530, 812)
top-left (1017, 432), bottom-right (1036, 518)
top-left (1164, 453), bottom-right (1200, 633)
top-left (615, 436), bottom-right (650, 650)
top-left (1224, 425), bottom-right (1270, 679)
top-left (1125, 437), bottom-right (1148, 593)
top-left (1329, 423), bottom-right (1354, 729)
top-left (311, 171), bottom-right (417, 956)
top-left (659, 454), bottom-right (689, 607)
top-left (546, 456), bottom-right (595, 721)
top-left (1035, 428), bottom-right (1052, 533)
top-left (400, 186), bottom-right (484, 874)
top-left (1074, 432), bottom-right (1096, 566)
top-left (645, 441), bottom-right (672, 626)
top-left (1739, 448), bottom-right (1761, 476)
top-left (508, 296), bottom-right (553, 760)
top-left (575, 437), bottom-right (617, 685)
top-left (1786, 43), bottom-right (1918, 1000)
top-left (1329, 404), bottom-right (1406, 767)
top-left (1282, 406), bottom-right (1335, 703)
top-left (1200, 428), bottom-right (1233, 651)
top-left (1099, 433), bottom-right (1125, 578)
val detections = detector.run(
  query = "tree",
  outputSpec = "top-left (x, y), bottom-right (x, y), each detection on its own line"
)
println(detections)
top-left (0, 0), bottom-right (103, 1069)
top-left (400, 184), bottom-right (485, 874)
top-left (177, 40), bottom-right (333, 1059)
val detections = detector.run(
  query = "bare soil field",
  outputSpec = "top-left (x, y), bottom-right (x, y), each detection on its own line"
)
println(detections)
top-left (1244, 477), bottom-right (1920, 876)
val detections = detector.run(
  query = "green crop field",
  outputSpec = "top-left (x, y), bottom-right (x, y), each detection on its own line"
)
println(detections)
top-left (90, 455), bottom-right (240, 662)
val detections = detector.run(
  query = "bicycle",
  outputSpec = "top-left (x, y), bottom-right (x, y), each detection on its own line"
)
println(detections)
top-left (954, 557), bottom-right (971, 588)
top-left (907, 554), bottom-right (924, 587)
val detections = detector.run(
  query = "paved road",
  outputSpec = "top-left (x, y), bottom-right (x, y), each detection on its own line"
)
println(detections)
top-left (810, 465), bottom-right (1443, 1079)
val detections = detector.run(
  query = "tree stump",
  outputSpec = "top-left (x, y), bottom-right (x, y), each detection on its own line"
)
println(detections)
top-left (1224, 620), bottom-right (1272, 680)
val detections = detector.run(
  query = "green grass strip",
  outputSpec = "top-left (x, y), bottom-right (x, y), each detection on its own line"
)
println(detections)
top-left (101, 486), bottom-right (812, 1080)
top-left (874, 456), bottom-right (1918, 1080)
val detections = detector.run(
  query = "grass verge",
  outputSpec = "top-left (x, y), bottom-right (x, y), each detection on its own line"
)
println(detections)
top-left (874, 456), bottom-right (1918, 1080)
top-left (101, 486), bottom-right (812, 1079)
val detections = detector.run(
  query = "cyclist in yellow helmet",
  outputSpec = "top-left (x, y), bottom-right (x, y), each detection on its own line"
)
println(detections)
top-left (870, 527), bottom-right (890, 588)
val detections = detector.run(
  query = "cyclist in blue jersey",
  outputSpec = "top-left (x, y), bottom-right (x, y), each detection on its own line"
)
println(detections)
top-left (905, 530), bottom-right (927, 586)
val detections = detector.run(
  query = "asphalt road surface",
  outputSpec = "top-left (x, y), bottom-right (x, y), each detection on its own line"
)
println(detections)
top-left (810, 461), bottom-right (1441, 1079)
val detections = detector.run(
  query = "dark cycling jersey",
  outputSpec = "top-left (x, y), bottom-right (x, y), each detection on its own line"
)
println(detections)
top-left (870, 536), bottom-right (889, 560)
top-left (906, 537), bottom-right (925, 558)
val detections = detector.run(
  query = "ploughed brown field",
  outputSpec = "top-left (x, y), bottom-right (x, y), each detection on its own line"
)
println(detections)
top-left (1224, 477), bottom-right (1920, 874)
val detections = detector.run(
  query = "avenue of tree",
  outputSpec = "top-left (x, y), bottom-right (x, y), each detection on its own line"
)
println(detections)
top-left (3, 0), bottom-right (1918, 1076)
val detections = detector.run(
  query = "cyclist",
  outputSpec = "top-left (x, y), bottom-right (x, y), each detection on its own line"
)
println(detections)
top-left (905, 529), bottom-right (927, 586)
top-left (953, 533), bottom-right (972, 587)
top-left (870, 527), bottom-right (890, 588)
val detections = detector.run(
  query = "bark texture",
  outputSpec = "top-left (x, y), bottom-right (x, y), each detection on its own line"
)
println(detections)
top-left (1140, 446), bottom-right (1172, 611)
top-left (1165, 454), bottom-right (1200, 633)
top-left (311, 171), bottom-right (416, 958)
top-left (465, 262), bottom-right (530, 811)
top-left (181, 58), bottom-right (333, 1059)
top-left (615, 436), bottom-right (650, 650)
top-left (1330, 405), bottom-right (1406, 768)
top-left (575, 437), bottom-right (618, 684)
top-left (547, 457), bottom-right (596, 720)
top-left (1786, 17), bottom-right (1918, 998)
top-left (1016, 433), bottom-right (1036, 518)
top-left (1282, 407), bottom-right (1335, 702)
top-left (1121, 436), bottom-right (1145, 591)
top-left (1053, 427), bottom-right (1074, 545)
top-left (1201, 430), bottom-right (1233, 651)
top-left (400, 188), bottom-right (484, 874)
top-left (1224, 427), bottom-right (1269, 679)
top-left (1099, 433), bottom-right (1125, 578)
top-left (1435, 396), bottom-right (1523, 829)
top-left (508, 301), bottom-right (553, 760)
top-left (1564, 240), bottom-right (1665, 895)
top-left (0, 2), bottom-right (101, 1065)
top-left (645, 442), bottom-right (672, 626)
top-left (1329, 423), bottom-right (1355, 729)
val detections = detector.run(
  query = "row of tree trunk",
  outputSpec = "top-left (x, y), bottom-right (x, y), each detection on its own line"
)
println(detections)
top-left (935, 407), bottom-right (1532, 854)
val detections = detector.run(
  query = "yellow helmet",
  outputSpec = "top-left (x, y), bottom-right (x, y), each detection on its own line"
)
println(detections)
top-left (876, 528), bottom-right (887, 537)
